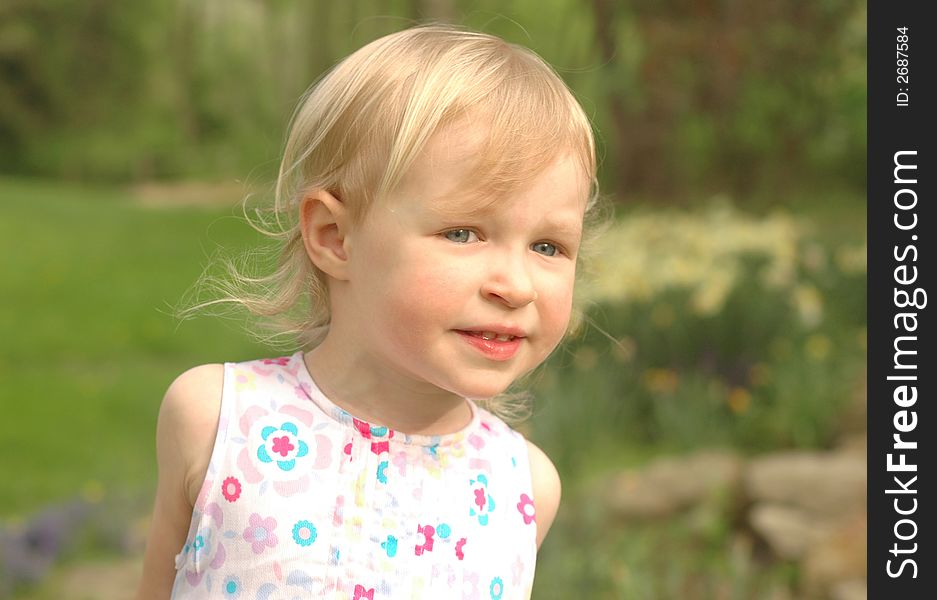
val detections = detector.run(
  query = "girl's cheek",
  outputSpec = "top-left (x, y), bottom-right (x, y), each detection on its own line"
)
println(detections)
top-left (542, 277), bottom-right (575, 322)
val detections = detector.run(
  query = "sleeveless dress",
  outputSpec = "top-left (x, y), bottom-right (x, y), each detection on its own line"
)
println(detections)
top-left (170, 352), bottom-right (539, 599)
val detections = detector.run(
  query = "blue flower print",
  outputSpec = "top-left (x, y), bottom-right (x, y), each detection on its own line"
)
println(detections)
top-left (381, 535), bottom-right (398, 557)
top-left (222, 575), bottom-right (243, 598)
top-left (489, 576), bottom-right (504, 599)
top-left (292, 520), bottom-right (317, 547)
top-left (257, 421), bottom-right (309, 471)
top-left (376, 460), bottom-right (389, 484)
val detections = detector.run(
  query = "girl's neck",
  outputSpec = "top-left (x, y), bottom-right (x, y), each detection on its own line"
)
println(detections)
top-left (302, 342), bottom-right (473, 437)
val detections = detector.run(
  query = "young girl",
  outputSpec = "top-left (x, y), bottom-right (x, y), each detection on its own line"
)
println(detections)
top-left (137, 23), bottom-right (601, 599)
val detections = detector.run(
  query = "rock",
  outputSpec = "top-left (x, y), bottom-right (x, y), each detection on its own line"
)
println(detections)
top-left (830, 580), bottom-right (867, 600)
top-left (744, 451), bottom-right (866, 517)
top-left (606, 450), bottom-right (743, 519)
top-left (803, 510), bottom-right (867, 598)
top-left (749, 503), bottom-right (825, 560)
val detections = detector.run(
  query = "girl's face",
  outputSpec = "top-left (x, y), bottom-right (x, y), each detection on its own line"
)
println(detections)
top-left (340, 123), bottom-right (589, 401)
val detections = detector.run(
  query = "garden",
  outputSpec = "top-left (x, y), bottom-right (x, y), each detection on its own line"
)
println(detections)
top-left (0, 1), bottom-right (865, 598)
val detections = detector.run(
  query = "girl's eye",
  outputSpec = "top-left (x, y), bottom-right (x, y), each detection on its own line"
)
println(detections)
top-left (532, 242), bottom-right (559, 257)
top-left (443, 229), bottom-right (478, 243)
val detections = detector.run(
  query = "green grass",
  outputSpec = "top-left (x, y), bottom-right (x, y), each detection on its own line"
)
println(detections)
top-left (0, 177), bottom-right (269, 516)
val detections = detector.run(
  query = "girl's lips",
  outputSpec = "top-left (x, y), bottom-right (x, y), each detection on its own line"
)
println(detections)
top-left (456, 330), bottom-right (522, 361)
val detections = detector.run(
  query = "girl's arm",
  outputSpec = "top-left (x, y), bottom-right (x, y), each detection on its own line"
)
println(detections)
top-left (526, 440), bottom-right (562, 549)
top-left (135, 364), bottom-right (224, 600)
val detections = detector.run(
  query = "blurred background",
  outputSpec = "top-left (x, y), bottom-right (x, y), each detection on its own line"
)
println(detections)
top-left (0, 1), bottom-right (866, 598)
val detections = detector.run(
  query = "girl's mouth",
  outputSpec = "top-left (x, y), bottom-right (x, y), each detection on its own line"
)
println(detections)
top-left (462, 331), bottom-right (517, 342)
top-left (456, 331), bottom-right (523, 361)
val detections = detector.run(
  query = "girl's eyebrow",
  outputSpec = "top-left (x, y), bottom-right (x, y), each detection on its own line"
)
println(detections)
top-left (425, 199), bottom-right (583, 239)
top-left (424, 193), bottom-right (499, 220)
top-left (543, 218), bottom-right (584, 238)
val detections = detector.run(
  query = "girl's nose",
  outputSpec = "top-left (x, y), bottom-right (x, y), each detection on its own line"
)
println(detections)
top-left (481, 252), bottom-right (538, 308)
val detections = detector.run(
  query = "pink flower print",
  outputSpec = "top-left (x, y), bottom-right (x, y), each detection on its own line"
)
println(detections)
top-left (468, 433), bottom-right (485, 450)
top-left (271, 435), bottom-right (295, 457)
top-left (468, 474), bottom-right (495, 526)
top-left (511, 554), bottom-right (525, 586)
top-left (221, 477), bottom-right (241, 503)
top-left (516, 493), bottom-right (536, 525)
top-left (392, 451), bottom-right (408, 476)
top-left (257, 422), bottom-right (307, 470)
top-left (333, 495), bottom-right (345, 526)
top-left (353, 584), bottom-right (374, 600)
top-left (455, 537), bottom-right (467, 561)
top-left (353, 418), bottom-right (372, 438)
top-left (243, 513), bottom-right (278, 554)
top-left (461, 571), bottom-right (479, 600)
top-left (237, 410), bottom-right (332, 498)
top-left (294, 381), bottom-right (312, 400)
top-left (253, 355), bottom-right (298, 378)
top-left (414, 523), bottom-right (435, 556)
top-left (182, 528), bottom-right (226, 587)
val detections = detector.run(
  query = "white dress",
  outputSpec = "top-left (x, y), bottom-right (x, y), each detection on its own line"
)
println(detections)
top-left (170, 352), bottom-right (539, 599)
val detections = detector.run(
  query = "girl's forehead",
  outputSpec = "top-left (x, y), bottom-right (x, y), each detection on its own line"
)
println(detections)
top-left (389, 121), bottom-right (589, 218)
top-left (386, 155), bottom-right (589, 229)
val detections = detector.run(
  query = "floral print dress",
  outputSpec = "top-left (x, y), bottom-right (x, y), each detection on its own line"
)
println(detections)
top-left (170, 352), bottom-right (539, 599)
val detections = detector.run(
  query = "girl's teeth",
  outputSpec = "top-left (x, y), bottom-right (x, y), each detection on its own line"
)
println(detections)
top-left (477, 331), bottom-right (514, 341)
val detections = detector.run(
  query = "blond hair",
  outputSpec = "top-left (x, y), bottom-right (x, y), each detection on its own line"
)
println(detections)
top-left (181, 23), bottom-right (609, 422)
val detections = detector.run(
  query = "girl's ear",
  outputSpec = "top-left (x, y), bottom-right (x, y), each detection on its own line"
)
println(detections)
top-left (300, 190), bottom-right (351, 281)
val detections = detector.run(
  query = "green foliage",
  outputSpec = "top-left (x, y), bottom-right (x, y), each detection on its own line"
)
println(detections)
top-left (534, 500), bottom-right (799, 598)
top-left (530, 199), bottom-right (866, 475)
top-left (0, 0), bottom-right (865, 198)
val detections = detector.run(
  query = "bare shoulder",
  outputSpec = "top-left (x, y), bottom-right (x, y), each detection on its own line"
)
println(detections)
top-left (158, 363), bottom-right (226, 505)
top-left (525, 439), bottom-right (562, 549)
top-left (136, 363), bottom-right (224, 599)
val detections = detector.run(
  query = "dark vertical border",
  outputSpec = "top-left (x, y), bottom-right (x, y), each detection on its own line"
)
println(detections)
top-left (868, 1), bottom-right (933, 597)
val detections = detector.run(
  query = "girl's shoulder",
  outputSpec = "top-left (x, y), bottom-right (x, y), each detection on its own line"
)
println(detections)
top-left (137, 363), bottom-right (225, 597)
top-left (523, 438), bottom-right (561, 548)
top-left (158, 363), bottom-right (226, 508)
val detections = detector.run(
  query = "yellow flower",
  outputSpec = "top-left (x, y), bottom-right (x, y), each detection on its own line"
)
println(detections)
top-left (802, 242), bottom-right (827, 273)
top-left (727, 388), bottom-right (752, 414)
top-left (793, 284), bottom-right (824, 328)
top-left (643, 368), bottom-right (679, 394)
top-left (805, 334), bottom-right (832, 361)
top-left (748, 363), bottom-right (771, 387)
top-left (234, 369), bottom-right (257, 391)
top-left (835, 243), bottom-right (868, 274)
